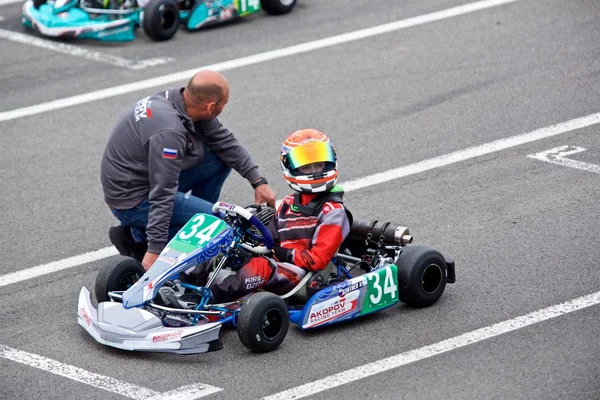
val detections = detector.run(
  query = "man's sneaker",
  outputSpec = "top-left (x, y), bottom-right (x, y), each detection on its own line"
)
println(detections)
top-left (108, 226), bottom-right (147, 262)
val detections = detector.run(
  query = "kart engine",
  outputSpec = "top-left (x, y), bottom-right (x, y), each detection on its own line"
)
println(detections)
top-left (347, 219), bottom-right (413, 247)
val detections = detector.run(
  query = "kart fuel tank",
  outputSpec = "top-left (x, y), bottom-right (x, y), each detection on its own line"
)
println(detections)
top-left (348, 219), bottom-right (413, 246)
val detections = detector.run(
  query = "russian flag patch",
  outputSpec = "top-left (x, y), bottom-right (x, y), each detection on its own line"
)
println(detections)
top-left (162, 148), bottom-right (177, 159)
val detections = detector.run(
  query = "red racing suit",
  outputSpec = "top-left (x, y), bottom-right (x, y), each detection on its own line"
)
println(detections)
top-left (191, 191), bottom-right (351, 303)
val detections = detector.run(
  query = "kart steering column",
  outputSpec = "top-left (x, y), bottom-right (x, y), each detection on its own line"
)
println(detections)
top-left (204, 240), bottom-right (234, 289)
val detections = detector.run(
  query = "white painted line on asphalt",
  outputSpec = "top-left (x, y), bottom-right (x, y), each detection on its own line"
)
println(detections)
top-left (0, 344), bottom-right (223, 399)
top-left (0, 0), bottom-right (22, 6)
top-left (342, 113), bottom-right (600, 191)
top-left (145, 384), bottom-right (222, 400)
top-left (0, 0), bottom-right (522, 122)
top-left (262, 290), bottom-right (600, 400)
top-left (0, 247), bottom-right (118, 288)
top-left (0, 29), bottom-right (174, 70)
top-left (0, 112), bottom-right (598, 288)
top-left (527, 145), bottom-right (600, 174)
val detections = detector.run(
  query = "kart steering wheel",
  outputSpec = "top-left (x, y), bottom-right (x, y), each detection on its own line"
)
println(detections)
top-left (212, 201), bottom-right (274, 255)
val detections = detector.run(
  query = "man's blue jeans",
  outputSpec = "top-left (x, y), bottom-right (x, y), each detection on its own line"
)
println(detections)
top-left (111, 149), bottom-right (232, 244)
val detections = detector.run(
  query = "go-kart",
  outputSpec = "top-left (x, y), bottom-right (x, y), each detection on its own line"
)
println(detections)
top-left (22, 0), bottom-right (296, 42)
top-left (77, 200), bottom-right (456, 354)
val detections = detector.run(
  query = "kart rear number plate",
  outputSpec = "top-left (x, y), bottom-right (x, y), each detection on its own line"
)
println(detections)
top-left (361, 265), bottom-right (399, 314)
top-left (237, 0), bottom-right (260, 14)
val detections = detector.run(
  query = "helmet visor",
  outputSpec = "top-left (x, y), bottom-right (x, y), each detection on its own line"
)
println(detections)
top-left (287, 141), bottom-right (335, 170)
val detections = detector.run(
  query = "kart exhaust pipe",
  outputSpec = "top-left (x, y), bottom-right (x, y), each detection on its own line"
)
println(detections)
top-left (348, 219), bottom-right (413, 246)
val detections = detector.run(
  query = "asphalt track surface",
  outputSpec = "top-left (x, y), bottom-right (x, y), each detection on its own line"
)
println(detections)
top-left (1, 0), bottom-right (599, 399)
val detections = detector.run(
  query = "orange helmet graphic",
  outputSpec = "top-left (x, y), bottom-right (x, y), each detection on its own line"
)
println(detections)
top-left (281, 129), bottom-right (330, 155)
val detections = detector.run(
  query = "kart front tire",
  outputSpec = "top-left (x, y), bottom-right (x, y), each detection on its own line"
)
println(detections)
top-left (237, 292), bottom-right (289, 353)
top-left (142, 0), bottom-right (179, 42)
top-left (260, 0), bottom-right (296, 15)
top-left (33, 0), bottom-right (46, 9)
top-left (95, 256), bottom-right (145, 303)
top-left (395, 245), bottom-right (447, 308)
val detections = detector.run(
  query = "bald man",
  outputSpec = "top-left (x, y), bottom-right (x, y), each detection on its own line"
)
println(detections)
top-left (101, 70), bottom-right (276, 270)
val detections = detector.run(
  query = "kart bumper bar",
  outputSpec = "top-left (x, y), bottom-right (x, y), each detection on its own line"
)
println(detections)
top-left (77, 286), bottom-right (223, 354)
top-left (445, 257), bottom-right (456, 284)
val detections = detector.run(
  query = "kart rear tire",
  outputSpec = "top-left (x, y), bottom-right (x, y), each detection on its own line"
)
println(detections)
top-left (142, 0), bottom-right (179, 42)
top-left (237, 292), bottom-right (289, 353)
top-left (95, 256), bottom-right (145, 303)
top-left (395, 245), bottom-right (447, 308)
top-left (260, 0), bottom-right (296, 15)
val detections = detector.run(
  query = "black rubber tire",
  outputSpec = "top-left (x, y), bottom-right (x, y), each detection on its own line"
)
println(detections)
top-left (95, 256), bottom-right (145, 303)
top-left (237, 292), bottom-right (289, 353)
top-left (260, 0), bottom-right (296, 15)
top-left (32, 0), bottom-right (46, 9)
top-left (142, 0), bottom-right (179, 42)
top-left (395, 245), bottom-right (447, 308)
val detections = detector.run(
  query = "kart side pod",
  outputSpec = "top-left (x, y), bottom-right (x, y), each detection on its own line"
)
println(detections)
top-left (348, 219), bottom-right (413, 246)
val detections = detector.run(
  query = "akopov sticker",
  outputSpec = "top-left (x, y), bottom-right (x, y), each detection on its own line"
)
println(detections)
top-left (303, 289), bottom-right (360, 329)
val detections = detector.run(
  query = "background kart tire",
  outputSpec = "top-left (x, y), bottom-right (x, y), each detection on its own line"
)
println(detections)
top-left (237, 292), bottom-right (289, 353)
top-left (33, 0), bottom-right (46, 9)
top-left (94, 256), bottom-right (145, 303)
top-left (142, 0), bottom-right (179, 42)
top-left (395, 245), bottom-right (447, 308)
top-left (260, 0), bottom-right (296, 15)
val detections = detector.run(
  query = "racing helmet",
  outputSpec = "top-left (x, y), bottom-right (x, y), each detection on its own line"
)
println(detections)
top-left (280, 129), bottom-right (338, 194)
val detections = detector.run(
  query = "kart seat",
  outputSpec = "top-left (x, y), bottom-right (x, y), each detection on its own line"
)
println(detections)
top-left (276, 208), bottom-right (353, 304)
top-left (257, 202), bottom-right (353, 304)
top-left (279, 259), bottom-right (336, 304)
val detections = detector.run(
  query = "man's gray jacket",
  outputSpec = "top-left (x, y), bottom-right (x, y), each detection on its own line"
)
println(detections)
top-left (101, 86), bottom-right (263, 254)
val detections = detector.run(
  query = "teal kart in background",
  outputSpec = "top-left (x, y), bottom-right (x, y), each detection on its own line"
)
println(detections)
top-left (22, 0), bottom-right (296, 42)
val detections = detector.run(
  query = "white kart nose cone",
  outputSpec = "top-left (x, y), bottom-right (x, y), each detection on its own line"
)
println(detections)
top-left (77, 286), bottom-right (223, 354)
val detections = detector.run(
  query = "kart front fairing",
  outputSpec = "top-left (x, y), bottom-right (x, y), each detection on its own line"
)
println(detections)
top-left (121, 220), bottom-right (234, 308)
top-left (77, 212), bottom-right (234, 354)
top-left (22, 0), bottom-right (138, 41)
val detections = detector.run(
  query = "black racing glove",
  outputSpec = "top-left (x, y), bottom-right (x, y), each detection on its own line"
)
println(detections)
top-left (230, 247), bottom-right (253, 271)
top-left (272, 246), bottom-right (291, 263)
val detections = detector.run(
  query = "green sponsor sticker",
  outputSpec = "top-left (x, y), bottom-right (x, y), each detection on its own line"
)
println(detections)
top-left (361, 264), bottom-right (399, 314)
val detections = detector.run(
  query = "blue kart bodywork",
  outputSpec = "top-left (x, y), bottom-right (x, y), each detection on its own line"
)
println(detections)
top-left (78, 200), bottom-right (456, 354)
top-left (22, 0), bottom-right (297, 42)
